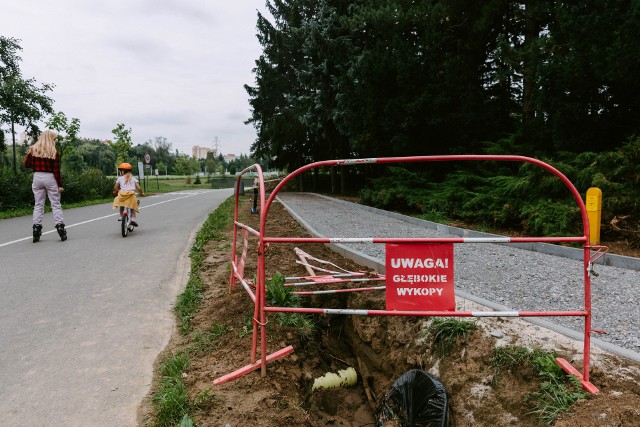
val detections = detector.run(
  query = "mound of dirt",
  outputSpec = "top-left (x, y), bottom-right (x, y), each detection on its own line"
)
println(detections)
top-left (139, 196), bottom-right (640, 426)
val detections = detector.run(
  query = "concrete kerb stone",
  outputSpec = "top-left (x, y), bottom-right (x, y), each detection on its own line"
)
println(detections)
top-left (275, 193), bottom-right (640, 364)
top-left (307, 192), bottom-right (640, 272)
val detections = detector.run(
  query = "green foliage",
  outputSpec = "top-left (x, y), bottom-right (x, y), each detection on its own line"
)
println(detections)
top-left (266, 271), bottom-right (299, 307)
top-left (0, 168), bottom-right (33, 211)
top-left (246, 0), bottom-right (640, 174)
top-left (190, 323), bottom-right (231, 354)
top-left (175, 274), bottom-right (205, 335)
top-left (177, 415), bottom-right (194, 427)
top-left (360, 137), bottom-right (640, 239)
top-left (175, 197), bottom-right (234, 334)
top-left (152, 352), bottom-right (190, 427)
top-left (172, 155), bottom-right (200, 176)
top-left (491, 346), bottom-right (590, 426)
top-left (426, 317), bottom-right (477, 357)
top-left (110, 123), bottom-right (133, 164)
top-left (0, 36), bottom-right (54, 156)
top-left (265, 271), bottom-right (316, 340)
top-left (59, 168), bottom-right (114, 203)
top-left (46, 111), bottom-right (81, 157)
top-left (520, 200), bottom-right (580, 236)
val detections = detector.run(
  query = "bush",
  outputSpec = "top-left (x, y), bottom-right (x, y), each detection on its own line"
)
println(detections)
top-left (0, 169), bottom-right (35, 211)
top-left (0, 166), bottom-right (114, 211)
top-left (62, 168), bottom-right (114, 203)
top-left (359, 152), bottom-right (615, 237)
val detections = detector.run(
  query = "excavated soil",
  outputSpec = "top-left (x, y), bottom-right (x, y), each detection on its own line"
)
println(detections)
top-left (139, 196), bottom-right (640, 427)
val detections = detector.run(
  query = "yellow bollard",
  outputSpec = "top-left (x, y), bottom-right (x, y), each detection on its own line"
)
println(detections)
top-left (586, 187), bottom-right (602, 245)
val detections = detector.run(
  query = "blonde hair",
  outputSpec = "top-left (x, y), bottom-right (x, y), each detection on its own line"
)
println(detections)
top-left (123, 171), bottom-right (133, 186)
top-left (29, 130), bottom-right (58, 159)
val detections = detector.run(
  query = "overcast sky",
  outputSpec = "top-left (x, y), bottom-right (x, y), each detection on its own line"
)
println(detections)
top-left (3, 1), bottom-right (268, 156)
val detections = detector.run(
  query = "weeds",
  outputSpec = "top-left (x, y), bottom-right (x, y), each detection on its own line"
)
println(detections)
top-left (174, 197), bottom-right (234, 335)
top-left (153, 352), bottom-right (190, 427)
top-left (491, 345), bottom-right (541, 384)
top-left (152, 197), bottom-right (235, 426)
top-left (265, 271), bottom-right (300, 307)
top-left (491, 346), bottom-right (590, 426)
top-left (427, 317), bottom-right (477, 357)
top-left (175, 274), bottom-right (205, 335)
top-left (265, 271), bottom-right (317, 343)
top-left (189, 323), bottom-right (231, 354)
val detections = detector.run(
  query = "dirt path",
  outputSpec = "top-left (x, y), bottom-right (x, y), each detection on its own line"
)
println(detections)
top-left (140, 196), bottom-right (640, 426)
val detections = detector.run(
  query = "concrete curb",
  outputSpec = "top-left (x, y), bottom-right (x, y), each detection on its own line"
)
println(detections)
top-left (307, 193), bottom-right (640, 272)
top-left (277, 193), bottom-right (640, 364)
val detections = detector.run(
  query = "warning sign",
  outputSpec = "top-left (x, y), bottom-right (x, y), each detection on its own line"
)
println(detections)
top-left (385, 243), bottom-right (455, 311)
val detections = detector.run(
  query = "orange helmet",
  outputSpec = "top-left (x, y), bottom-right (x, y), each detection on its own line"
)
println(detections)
top-left (118, 162), bottom-right (132, 171)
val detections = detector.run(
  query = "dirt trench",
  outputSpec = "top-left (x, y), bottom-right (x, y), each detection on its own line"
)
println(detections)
top-left (140, 196), bottom-right (640, 427)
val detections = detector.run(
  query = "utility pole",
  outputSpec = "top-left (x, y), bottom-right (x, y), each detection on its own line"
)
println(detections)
top-left (11, 120), bottom-right (16, 176)
top-left (213, 136), bottom-right (220, 156)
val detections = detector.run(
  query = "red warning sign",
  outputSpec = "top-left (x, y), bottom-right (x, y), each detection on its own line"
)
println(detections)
top-left (385, 243), bottom-right (455, 311)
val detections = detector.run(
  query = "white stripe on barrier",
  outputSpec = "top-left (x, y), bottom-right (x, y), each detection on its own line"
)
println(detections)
top-left (463, 237), bottom-right (511, 243)
top-left (290, 278), bottom-right (385, 286)
top-left (329, 238), bottom-right (375, 243)
top-left (472, 311), bottom-right (520, 317)
top-left (324, 309), bottom-right (370, 315)
top-left (338, 158), bottom-right (377, 165)
top-left (298, 286), bottom-right (386, 295)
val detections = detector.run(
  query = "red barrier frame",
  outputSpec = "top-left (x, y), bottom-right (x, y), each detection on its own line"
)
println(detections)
top-left (220, 155), bottom-right (601, 394)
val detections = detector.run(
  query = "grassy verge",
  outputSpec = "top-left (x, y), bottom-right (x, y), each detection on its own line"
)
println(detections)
top-left (150, 195), bottom-right (235, 426)
top-left (0, 197), bottom-right (114, 220)
top-left (491, 345), bottom-right (590, 425)
top-left (426, 317), bottom-right (478, 357)
top-left (0, 178), bottom-right (235, 220)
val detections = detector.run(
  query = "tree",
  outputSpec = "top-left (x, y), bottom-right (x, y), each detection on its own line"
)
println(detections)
top-left (156, 161), bottom-right (167, 175)
top-left (0, 36), bottom-right (55, 174)
top-left (245, 1), bottom-right (318, 171)
top-left (110, 123), bottom-right (133, 168)
top-left (172, 155), bottom-right (199, 176)
top-left (205, 152), bottom-right (217, 175)
top-left (46, 111), bottom-right (81, 157)
top-left (152, 136), bottom-right (174, 173)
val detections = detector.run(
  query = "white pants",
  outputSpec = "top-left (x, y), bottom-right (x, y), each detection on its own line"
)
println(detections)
top-left (32, 172), bottom-right (64, 225)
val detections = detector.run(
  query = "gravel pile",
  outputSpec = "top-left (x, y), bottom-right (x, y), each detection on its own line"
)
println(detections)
top-left (277, 192), bottom-right (640, 357)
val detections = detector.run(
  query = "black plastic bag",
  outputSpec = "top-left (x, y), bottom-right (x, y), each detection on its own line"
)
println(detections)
top-left (375, 369), bottom-right (450, 427)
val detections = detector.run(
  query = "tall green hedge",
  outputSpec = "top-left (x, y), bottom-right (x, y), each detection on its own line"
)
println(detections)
top-left (361, 137), bottom-right (640, 240)
top-left (0, 167), bottom-right (114, 211)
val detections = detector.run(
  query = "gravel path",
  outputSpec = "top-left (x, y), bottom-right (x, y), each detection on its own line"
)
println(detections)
top-left (277, 193), bottom-right (640, 357)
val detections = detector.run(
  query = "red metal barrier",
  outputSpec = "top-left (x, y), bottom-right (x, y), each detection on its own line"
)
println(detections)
top-left (218, 155), bottom-right (601, 394)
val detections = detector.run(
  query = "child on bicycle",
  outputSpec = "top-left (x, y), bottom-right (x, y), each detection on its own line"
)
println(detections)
top-left (112, 162), bottom-right (145, 226)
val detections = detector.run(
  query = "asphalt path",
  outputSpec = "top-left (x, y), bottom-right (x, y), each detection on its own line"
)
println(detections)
top-left (0, 188), bottom-right (232, 426)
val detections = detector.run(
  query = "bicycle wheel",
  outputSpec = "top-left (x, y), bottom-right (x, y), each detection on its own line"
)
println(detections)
top-left (121, 211), bottom-right (129, 237)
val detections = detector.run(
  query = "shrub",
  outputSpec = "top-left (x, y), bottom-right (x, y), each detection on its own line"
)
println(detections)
top-left (0, 169), bottom-right (34, 211)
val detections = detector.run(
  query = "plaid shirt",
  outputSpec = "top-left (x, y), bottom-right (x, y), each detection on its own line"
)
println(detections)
top-left (25, 152), bottom-right (63, 187)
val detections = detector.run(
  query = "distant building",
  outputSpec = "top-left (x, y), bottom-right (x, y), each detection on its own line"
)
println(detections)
top-left (79, 137), bottom-right (110, 145)
top-left (223, 153), bottom-right (237, 163)
top-left (18, 132), bottom-right (32, 144)
top-left (192, 145), bottom-right (216, 159)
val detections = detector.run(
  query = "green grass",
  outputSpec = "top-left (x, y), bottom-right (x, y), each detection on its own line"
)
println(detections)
top-left (265, 271), bottom-right (300, 307)
top-left (174, 196), bottom-right (235, 334)
top-left (143, 178), bottom-right (213, 193)
top-left (152, 352), bottom-right (191, 427)
top-left (265, 271), bottom-right (317, 342)
top-left (491, 345), bottom-right (590, 426)
top-left (0, 176), bottom-right (237, 220)
top-left (0, 197), bottom-right (114, 220)
top-left (189, 323), bottom-right (232, 354)
top-left (151, 196), bottom-right (235, 426)
top-left (426, 317), bottom-right (478, 357)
